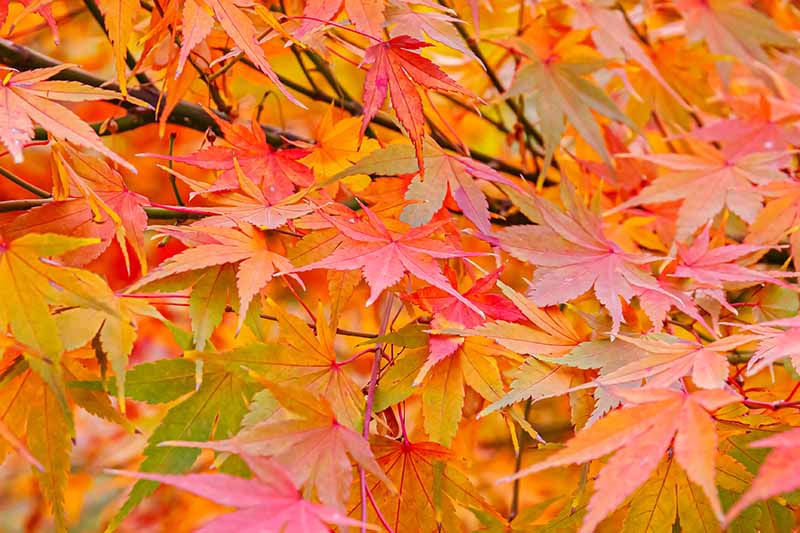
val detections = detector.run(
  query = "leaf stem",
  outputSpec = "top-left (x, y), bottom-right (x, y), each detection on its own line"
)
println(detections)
top-left (365, 482), bottom-right (395, 533)
top-left (286, 16), bottom-right (383, 42)
top-left (337, 347), bottom-right (377, 367)
top-left (742, 398), bottom-right (800, 410)
top-left (360, 293), bottom-right (395, 533)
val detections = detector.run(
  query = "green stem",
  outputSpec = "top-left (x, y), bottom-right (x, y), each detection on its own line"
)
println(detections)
top-left (0, 167), bottom-right (50, 198)
top-left (166, 132), bottom-right (184, 206)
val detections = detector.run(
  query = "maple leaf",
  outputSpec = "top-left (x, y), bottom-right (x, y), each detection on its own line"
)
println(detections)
top-left (107, 361), bottom-right (258, 530)
top-left (405, 267), bottom-right (524, 329)
top-left (440, 281), bottom-right (588, 423)
top-left (414, 332), bottom-right (524, 445)
top-left (158, 159), bottom-right (312, 229)
top-left (176, 0), bottom-right (215, 76)
top-left (566, 0), bottom-right (685, 105)
top-left (294, 202), bottom-right (486, 315)
top-left (296, 107), bottom-right (380, 187)
top-left (385, 3), bottom-right (478, 60)
top-left (0, 66), bottom-right (137, 171)
top-left (492, 338), bottom-right (645, 425)
top-left (503, 388), bottom-right (739, 533)
top-left (164, 382), bottom-right (394, 509)
top-left (145, 115), bottom-right (314, 205)
top-left (0, 350), bottom-right (133, 531)
top-left (402, 145), bottom-right (518, 233)
top-left (1, 0), bottom-right (59, 41)
top-left (691, 96), bottom-right (800, 159)
top-left (7, 146), bottom-right (148, 272)
top-left (636, 276), bottom-right (713, 333)
top-left (187, 0), bottom-right (302, 106)
top-left (28, 378), bottom-right (72, 531)
top-left (354, 436), bottom-right (499, 532)
top-left (614, 142), bottom-right (790, 240)
top-left (55, 290), bottom-right (160, 413)
top-left (623, 455), bottom-right (719, 533)
top-left (110, 455), bottom-right (371, 533)
top-left (498, 182), bottom-right (665, 335)
top-left (203, 299), bottom-right (365, 428)
top-left (725, 428), bottom-right (800, 524)
top-left (675, 0), bottom-right (796, 78)
top-left (329, 141), bottom-right (517, 233)
top-left (437, 278), bottom-right (584, 369)
top-left (95, 0), bottom-right (138, 95)
top-left (506, 25), bottom-right (635, 171)
top-left (129, 222), bottom-right (295, 331)
top-left (359, 35), bottom-right (474, 171)
top-left (0, 232), bottom-right (120, 359)
top-left (746, 179), bottom-right (800, 270)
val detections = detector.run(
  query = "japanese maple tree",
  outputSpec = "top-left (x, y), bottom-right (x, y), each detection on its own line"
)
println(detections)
top-left (1, 0), bottom-right (800, 531)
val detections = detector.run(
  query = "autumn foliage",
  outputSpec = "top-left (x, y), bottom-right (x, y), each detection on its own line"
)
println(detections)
top-left (3, 0), bottom-right (800, 531)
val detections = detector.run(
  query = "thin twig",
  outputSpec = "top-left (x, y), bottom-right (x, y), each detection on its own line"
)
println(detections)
top-left (166, 132), bottom-right (184, 206)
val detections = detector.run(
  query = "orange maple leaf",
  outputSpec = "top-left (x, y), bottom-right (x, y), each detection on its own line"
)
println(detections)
top-left (129, 222), bottom-right (295, 330)
top-left (725, 427), bottom-right (800, 524)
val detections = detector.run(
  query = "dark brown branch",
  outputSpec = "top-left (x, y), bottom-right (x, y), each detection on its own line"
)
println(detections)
top-left (0, 38), bottom-right (301, 148)
top-left (0, 38), bottom-right (540, 185)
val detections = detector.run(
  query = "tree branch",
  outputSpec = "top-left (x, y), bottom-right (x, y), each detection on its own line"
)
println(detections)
top-left (0, 38), bottom-right (302, 147)
top-left (0, 38), bottom-right (540, 185)
top-left (235, 55), bottom-right (542, 182)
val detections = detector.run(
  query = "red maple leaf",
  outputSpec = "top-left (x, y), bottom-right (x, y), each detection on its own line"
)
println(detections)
top-left (360, 35), bottom-right (474, 172)
top-left (404, 267), bottom-right (524, 329)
